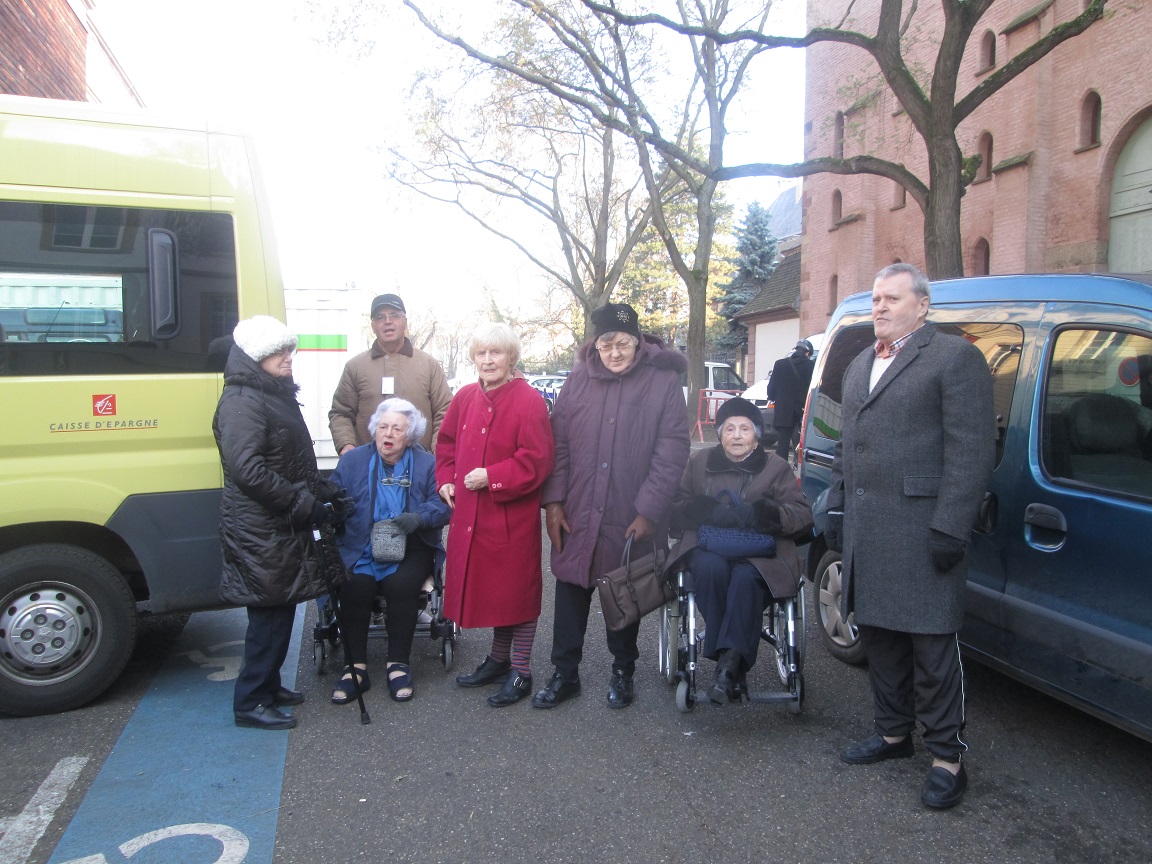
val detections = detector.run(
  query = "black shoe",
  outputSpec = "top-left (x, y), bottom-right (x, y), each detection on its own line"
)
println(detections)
top-left (272, 687), bottom-right (304, 707)
top-left (709, 650), bottom-right (742, 704)
top-left (234, 705), bottom-right (297, 730)
top-left (487, 670), bottom-right (533, 707)
top-left (840, 733), bottom-right (914, 764)
top-left (709, 667), bottom-right (740, 704)
top-left (456, 656), bottom-right (511, 688)
top-left (531, 670), bottom-right (581, 709)
top-left (921, 763), bottom-right (968, 809)
top-left (606, 670), bottom-right (634, 709)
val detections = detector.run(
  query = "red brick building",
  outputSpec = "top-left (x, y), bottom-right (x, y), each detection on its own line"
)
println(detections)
top-left (800, 0), bottom-right (1152, 335)
top-left (0, 0), bottom-right (141, 105)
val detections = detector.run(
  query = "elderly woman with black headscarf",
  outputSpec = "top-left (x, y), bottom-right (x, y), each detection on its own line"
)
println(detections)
top-left (666, 397), bottom-right (814, 704)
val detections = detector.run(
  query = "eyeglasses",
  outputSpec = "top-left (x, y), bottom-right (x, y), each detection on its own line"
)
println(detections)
top-left (596, 339), bottom-right (635, 354)
top-left (372, 311), bottom-right (405, 322)
top-left (379, 475), bottom-right (411, 488)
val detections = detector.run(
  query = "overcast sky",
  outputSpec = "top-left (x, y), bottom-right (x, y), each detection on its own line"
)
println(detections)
top-left (94, 0), bottom-right (805, 322)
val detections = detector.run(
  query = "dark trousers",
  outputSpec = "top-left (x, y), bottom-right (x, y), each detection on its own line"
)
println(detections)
top-left (234, 604), bottom-right (297, 712)
top-left (550, 579), bottom-right (640, 678)
top-left (692, 549), bottom-right (769, 670)
top-left (859, 624), bottom-right (968, 761)
top-left (339, 544), bottom-right (434, 666)
top-left (773, 423), bottom-right (798, 460)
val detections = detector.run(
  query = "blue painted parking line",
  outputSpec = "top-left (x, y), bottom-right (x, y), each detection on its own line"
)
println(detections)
top-left (48, 606), bottom-right (304, 864)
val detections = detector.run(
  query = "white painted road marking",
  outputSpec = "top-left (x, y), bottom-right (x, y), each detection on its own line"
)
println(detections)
top-left (0, 756), bottom-right (88, 864)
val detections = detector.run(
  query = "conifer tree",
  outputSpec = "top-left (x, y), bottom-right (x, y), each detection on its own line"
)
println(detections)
top-left (716, 202), bottom-right (776, 352)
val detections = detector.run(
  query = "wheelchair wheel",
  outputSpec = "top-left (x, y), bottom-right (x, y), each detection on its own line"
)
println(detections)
top-left (658, 601), bottom-right (678, 685)
top-left (675, 678), bottom-right (695, 713)
top-left (789, 672), bottom-right (804, 715)
top-left (773, 585), bottom-right (807, 689)
top-left (442, 638), bottom-right (454, 670)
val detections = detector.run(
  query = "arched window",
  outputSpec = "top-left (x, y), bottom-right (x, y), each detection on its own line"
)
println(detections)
top-left (973, 238), bottom-right (991, 275)
top-left (833, 112), bottom-right (845, 159)
top-left (976, 132), bottom-right (994, 182)
top-left (1079, 91), bottom-right (1103, 149)
top-left (892, 182), bottom-right (907, 209)
top-left (979, 31), bottom-right (996, 71)
top-left (828, 275), bottom-right (839, 315)
top-left (831, 189), bottom-right (843, 223)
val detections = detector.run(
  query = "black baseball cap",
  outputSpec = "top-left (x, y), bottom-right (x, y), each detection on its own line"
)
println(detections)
top-left (371, 294), bottom-right (406, 315)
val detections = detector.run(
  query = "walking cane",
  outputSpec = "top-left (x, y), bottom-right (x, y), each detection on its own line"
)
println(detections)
top-left (311, 522), bottom-right (371, 725)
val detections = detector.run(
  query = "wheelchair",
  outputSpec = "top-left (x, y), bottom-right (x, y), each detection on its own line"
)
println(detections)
top-left (312, 567), bottom-right (459, 673)
top-left (657, 563), bottom-right (806, 714)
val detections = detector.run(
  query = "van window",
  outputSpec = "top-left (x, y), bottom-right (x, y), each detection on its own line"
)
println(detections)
top-left (810, 321), bottom-right (1023, 467)
top-left (1041, 327), bottom-right (1152, 499)
top-left (0, 201), bottom-right (238, 375)
top-left (710, 365), bottom-right (746, 392)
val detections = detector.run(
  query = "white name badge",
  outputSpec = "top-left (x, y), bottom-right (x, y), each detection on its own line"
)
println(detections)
top-left (381, 376), bottom-right (396, 395)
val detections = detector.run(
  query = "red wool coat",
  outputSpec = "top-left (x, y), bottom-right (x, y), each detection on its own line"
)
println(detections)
top-left (436, 378), bottom-right (555, 628)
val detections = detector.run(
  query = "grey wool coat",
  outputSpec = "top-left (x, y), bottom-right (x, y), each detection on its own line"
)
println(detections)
top-left (828, 324), bottom-right (995, 634)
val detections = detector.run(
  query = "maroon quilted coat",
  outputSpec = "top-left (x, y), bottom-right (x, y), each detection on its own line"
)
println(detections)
top-left (436, 378), bottom-right (555, 628)
top-left (542, 335), bottom-right (691, 588)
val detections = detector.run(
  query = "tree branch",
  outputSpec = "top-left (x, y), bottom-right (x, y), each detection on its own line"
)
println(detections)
top-left (954, 0), bottom-right (1107, 123)
top-left (716, 156), bottom-right (929, 211)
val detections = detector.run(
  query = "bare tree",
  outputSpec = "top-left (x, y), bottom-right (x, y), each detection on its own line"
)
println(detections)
top-left (403, 0), bottom-right (771, 406)
top-left (588, 0), bottom-right (1109, 278)
top-left (393, 6), bottom-right (683, 339)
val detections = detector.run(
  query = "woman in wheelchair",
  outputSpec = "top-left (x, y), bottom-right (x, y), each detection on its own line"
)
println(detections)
top-left (327, 398), bottom-right (451, 704)
top-left (667, 398), bottom-right (814, 704)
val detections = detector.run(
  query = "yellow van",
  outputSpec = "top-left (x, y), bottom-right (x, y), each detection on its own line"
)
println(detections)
top-left (0, 95), bottom-right (285, 715)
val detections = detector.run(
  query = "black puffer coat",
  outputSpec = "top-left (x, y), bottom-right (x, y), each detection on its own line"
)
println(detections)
top-left (213, 346), bottom-right (328, 607)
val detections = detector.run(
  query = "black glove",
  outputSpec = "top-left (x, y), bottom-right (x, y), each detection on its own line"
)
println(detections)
top-left (392, 512), bottom-right (421, 534)
top-left (329, 495), bottom-right (356, 523)
top-left (825, 510), bottom-right (844, 553)
top-left (684, 495), bottom-right (717, 527)
top-left (310, 499), bottom-right (335, 526)
top-left (752, 499), bottom-right (783, 535)
top-left (317, 479), bottom-right (344, 503)
top-left (930, 530), bottom-right (967, 572)
top-left (709, 503), bottom-right (744, 529)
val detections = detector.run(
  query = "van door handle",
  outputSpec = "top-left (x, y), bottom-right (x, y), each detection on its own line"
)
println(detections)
top-left (1024, 503), bottom-right (1066, 532)
top-left (1024, 503), bottom-right (1067, 551)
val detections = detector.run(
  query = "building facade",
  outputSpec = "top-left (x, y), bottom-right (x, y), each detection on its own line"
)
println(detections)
top-left (0, 0), bottom-right (141, 106)
top-left (800, 0), bottom-right (1152, 335)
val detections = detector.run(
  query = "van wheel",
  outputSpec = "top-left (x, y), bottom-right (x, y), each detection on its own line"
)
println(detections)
top-left (814, 549), bottom-right (866, 665)
top-left (0, 545), bottom-right (137, 716)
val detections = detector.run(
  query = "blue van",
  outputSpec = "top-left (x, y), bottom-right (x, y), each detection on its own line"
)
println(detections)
top-left (798, 274), bottom-right (1152, 743)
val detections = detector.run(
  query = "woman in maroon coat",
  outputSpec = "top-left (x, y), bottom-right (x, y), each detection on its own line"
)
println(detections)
top-left (436, 323), bottom-right (555, 707)
top-left (532, 303), bottom-right (691, 711)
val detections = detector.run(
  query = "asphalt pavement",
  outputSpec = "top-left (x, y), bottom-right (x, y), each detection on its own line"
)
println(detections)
top-left (3, 520), bottom-right (1151, 864)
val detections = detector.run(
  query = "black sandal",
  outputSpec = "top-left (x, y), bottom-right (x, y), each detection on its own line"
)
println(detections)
top-left (331, 666), bottom-right (370, 705)
top-left (387, 663), bottom-right (414, 702)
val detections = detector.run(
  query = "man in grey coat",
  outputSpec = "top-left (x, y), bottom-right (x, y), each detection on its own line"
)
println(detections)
top-left (825, 263), bottom-right (995, 809)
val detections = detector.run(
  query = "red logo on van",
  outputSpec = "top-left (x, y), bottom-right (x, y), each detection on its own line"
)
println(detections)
top-left (93, 394), bottom-right (117, 416)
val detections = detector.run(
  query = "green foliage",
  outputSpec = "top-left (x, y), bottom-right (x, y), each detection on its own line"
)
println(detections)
top-left (714, 201), bottom-right (778, 352)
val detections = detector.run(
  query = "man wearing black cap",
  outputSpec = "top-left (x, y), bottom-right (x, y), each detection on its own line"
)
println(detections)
top-left (329, 293), bottom-right (453, 453)
top-left (766, 339), bottom-right (815, 461)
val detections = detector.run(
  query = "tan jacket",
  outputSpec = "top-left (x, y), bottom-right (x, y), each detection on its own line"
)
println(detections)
top-left (328, 338), bottom-right (453, 453)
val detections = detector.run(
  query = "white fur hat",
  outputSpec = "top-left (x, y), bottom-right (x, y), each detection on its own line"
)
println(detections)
top-left (232, 316), bottom-right (297, 362)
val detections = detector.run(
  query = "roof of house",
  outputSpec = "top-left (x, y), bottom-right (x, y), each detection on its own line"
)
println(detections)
top-left (734, 251), bottom-right (802, 320)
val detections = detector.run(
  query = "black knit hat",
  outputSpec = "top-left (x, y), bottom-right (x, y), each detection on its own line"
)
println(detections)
top-left (715, 396), bottom-right (763, 435)
top-left (592, 303), bottom-right (641, 341)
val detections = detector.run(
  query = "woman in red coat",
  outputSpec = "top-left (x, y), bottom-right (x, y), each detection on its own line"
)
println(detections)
top-left (436, 323), bottom-right (555, 707)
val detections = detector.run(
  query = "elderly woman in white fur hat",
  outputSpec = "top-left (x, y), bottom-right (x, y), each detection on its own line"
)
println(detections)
top-left (213, 316), bottom-right (349, 730)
